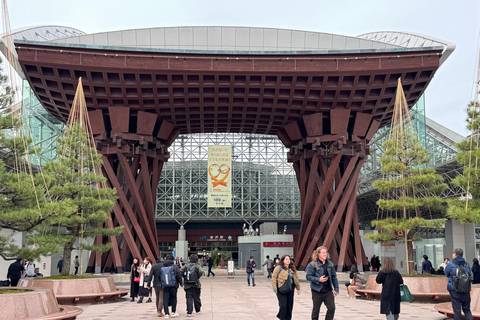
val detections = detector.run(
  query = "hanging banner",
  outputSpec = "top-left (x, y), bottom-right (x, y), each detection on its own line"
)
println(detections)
top-left (207, 145), bottom-right (232, 207)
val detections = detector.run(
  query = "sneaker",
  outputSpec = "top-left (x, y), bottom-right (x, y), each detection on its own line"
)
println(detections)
top-left (146, 298), bottom-right (152, 303)
top-left (137, 299), bottom-right (143, 303)
top-left (157, 312), bottom-right (164, 317)
top-left (196, 309), bottom-right (201, 314)
top-left (171, 312), bottom-right (179, 317)
top-left (248, 284), bottom-right (250, 286)
top-left (213, 273), bottom-right (215, 277)
top-left (187, 315), bottom-right (192, 317)
top-left (164, 315), bottom-right (170, 319)
top-left (253, 284), bottom-right (256, 287)
top-left (130, 298), bottom-right (135, 302)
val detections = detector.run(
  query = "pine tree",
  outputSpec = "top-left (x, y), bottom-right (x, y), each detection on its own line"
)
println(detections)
top-left (34, 124), bottom-right (122, 275)
top-left (365, 80), bottom-right (447, 275)
top-left (0, 56), bottom-right (59, 261)
top-left (447, 100), bottom-right (480, 223)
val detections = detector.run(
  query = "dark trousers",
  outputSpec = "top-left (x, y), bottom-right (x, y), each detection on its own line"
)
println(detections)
top-left (163, 287), bottom-right (178, 315)
top-left (311, 289), bottom-right (335, 320)
top-left (75, 267), bottom-right (78, 275)
top-left (450, 290), bottom-right (473, 320)
top-left (185, 287), bottom-right (202, 314)
top-left (276, 284), bottom-right (295, 320)
top-left (10, 279), bottom-right (20, 287)
top-left (267, 268), bottom-right (273, 279)
top-left (208, 266), bottom-right (215, 276)
top-left (154, 287), bottom-right (164, 313)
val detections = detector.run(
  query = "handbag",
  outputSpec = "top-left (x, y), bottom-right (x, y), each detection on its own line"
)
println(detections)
top-left (399, 284), bottom-right (414, 302)
top-left (276, 266), bottom-right (292, 294)
top-left (134, 277), bottom-right (140, 283)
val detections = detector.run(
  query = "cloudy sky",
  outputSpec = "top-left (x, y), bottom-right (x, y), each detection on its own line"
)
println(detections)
top-left (8, 0), bottom-right (480, 136)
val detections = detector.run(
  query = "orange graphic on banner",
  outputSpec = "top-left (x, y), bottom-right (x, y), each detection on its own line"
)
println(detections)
top-left (208, 164), bottom-right (230, 187)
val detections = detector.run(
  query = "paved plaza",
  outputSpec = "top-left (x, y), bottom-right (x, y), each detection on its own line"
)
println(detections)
top-left (77, 275), bottom-right (449, 320)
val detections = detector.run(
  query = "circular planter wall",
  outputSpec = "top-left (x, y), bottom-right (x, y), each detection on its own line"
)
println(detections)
top-left (18, 276), bottom-right (129, 305)
top-left (0, 287), bottom-right (82, 320)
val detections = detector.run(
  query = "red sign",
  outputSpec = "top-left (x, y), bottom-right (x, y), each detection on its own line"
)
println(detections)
top-left (263, 242), bottom-right (294, 247)
top-left (394, 230), bottom-right (406, 236)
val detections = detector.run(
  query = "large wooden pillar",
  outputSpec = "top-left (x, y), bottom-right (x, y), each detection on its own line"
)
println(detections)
top-left (278, 111), bottom-right (380, 271)
top-left (86, 108), bottom-right (178, 273)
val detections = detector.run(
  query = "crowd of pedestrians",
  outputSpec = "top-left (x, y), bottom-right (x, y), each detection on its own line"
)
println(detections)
top-left (3, 246), bottom-right (480, 319)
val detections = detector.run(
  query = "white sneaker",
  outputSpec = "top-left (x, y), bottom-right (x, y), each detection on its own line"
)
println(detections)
top-left (164, 315), bottom-right (170, 319)
top-left (196, 309), bottom-right (201, 314)
top-left (171, 313), bottom-right (179, 317)
top-left (187, 315), bottom-right (192, 317)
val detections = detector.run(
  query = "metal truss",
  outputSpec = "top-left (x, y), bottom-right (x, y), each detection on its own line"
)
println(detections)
top-left (22, 81), bottom-right (64, 165)
top-left (155, 133), bottom-right (301, 224)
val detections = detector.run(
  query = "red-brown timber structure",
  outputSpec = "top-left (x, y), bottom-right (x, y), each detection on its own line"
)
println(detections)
top-left (14, 29), bottom-right (447, 272)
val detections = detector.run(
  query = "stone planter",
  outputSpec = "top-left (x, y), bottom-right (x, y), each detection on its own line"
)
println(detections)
top-left (18, 276), bottom-right (129, 305)
top-left (356, 274), bottom-right (450, 302)
top-left (0, 287), bottom-right (82, 319)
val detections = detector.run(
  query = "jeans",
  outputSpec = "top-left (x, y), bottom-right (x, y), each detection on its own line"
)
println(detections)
top-left (163, 287), bottom-right (178, 315)
top-left (386, 312), bottom-right (399, 320)
top-left (450, 290), bottom-right (473, 320)
top-left (267, 268), bottom-right (272, 279)
top-left (276, 283), bottom-right (295, 320)
top-left (185, 287), bottom-right (202, 314)
top-left (154, 287), bottom-right (164, 313)
top-left (247, 272), bottom-right (255, 285)
top-left (311, 289), bottom-right (335, 320)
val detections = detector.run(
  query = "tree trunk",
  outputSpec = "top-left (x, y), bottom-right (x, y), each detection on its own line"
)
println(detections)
top-left (61, 238), bottom-right (76, 276)
top-left (406, 229), bottom-right (417, 275)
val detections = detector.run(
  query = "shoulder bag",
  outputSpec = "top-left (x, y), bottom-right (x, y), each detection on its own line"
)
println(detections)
top-left (277, 266), bottom-right (292, 294)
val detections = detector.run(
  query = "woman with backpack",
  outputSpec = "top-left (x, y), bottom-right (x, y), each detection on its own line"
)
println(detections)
top-left (180, 254), bottom-right (203, 317)
top-left (375, 257), bottom-right (403, 320)
top-left (271, 255), bottom-right (301, 320)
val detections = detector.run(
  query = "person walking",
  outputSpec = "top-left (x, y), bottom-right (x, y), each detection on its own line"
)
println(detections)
top-left (422, 255), bottom-right (433, 274)
top-left (375, 257), bottom-right (403, 320)
top-left (149, 256), bottom-right (165, 317)
top-left (306, 246), bottom-right (339, 320)
top-left (137, 257), bottom-right (153, 303)
top-left (57, 256), bottom-right (63, 274)
top-left (180, 254), bottom-right (203, 317)
top-left (271, 254), bottom-right (300, 320)
top-left (445, 248), bottom-right (473, 320)
top-left (347, 266), bottom-right (365, 299)
top-left (161, 254), bottom-right (183, 318)
top-left (262, 255), bottom-right (274, 279)
top-left (370, 255), bottom-right (376, 271)
top-left (472, 258), bottom-right (480, 284)
top-left (7, 259), bottom-right (23, 286)
top-left (130, 257), bottom-right (141, 302)
top-left (207, 256), bottom-right (215, 277)
top-left (246, 256), bottom-right (256, 286)
top-left (74, 256), bottom-right (80, 275)
top-left (25, 261), bottom-right (35, 278)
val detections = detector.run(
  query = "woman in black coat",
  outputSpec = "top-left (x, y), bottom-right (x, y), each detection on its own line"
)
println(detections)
top-left (375, 257), bottom-right (403, 320)
top-left (473, 258), bottom-right (480, 284)
top-left (130, 257), bottom-right (140, 302)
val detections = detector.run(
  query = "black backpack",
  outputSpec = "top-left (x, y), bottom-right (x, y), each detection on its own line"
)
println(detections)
top-left (184, 264), bottom-right (199, 284)
top-left (453, 263), bottom-right (471, 293)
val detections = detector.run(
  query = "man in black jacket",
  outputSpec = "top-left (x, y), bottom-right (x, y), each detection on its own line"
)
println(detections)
top-left (162, 254), bottom-right (183, 318)
top-left (207, 256), bottom-right (215, 277)
top-left (149, 257), bottom-right (165, 317)
top-left (7, 259), bottom-right (23, 286)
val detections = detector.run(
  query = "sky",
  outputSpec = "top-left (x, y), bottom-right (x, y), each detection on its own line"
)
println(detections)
top-left (7, 0), bottom-right (480, 137)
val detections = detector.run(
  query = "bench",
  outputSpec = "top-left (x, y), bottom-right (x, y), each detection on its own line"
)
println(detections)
top-left (434, 285), bottom-right (480, 320)
top-left (356, 275), bottom-right (450, 302)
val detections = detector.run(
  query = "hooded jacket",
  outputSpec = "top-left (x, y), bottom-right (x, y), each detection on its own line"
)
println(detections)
top-left (445, 256), bottom-right (471, 292)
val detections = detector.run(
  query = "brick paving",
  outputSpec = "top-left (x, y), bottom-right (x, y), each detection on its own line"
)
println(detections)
top-left (76, 275), bottom-right (450, 320)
